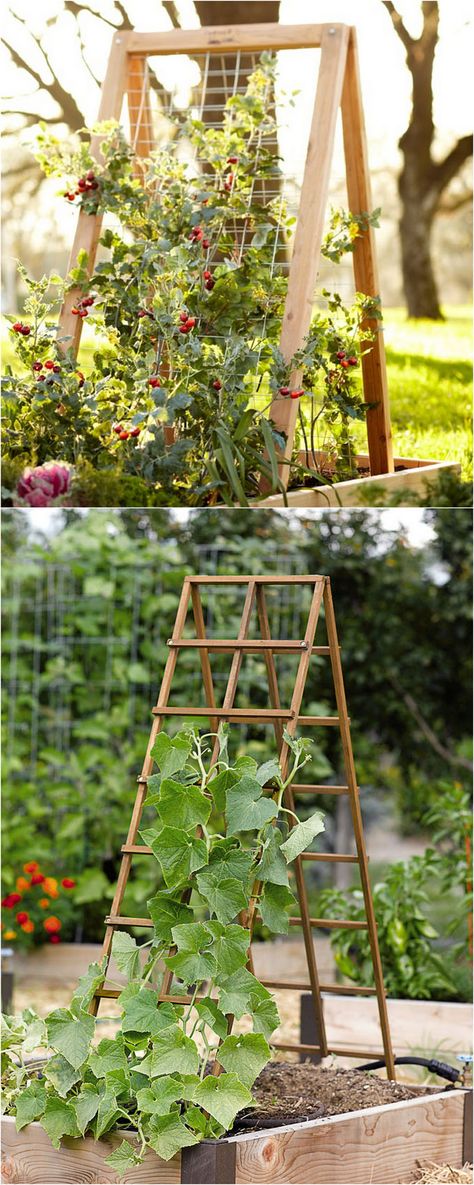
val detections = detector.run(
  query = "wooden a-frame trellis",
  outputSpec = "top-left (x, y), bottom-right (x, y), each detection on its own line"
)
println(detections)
top-left (58, 21), bottom-right (394, 489)
top-left (90, 574), bottom-right (396, 1080)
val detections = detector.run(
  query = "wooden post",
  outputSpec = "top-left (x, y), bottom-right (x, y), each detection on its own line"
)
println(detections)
top-left (58, 33), bottom-right (130, 357)
top-left (181, 1140), bottom-right (236, 1184)
top-left (341, 29), bottom-right (393, 475)
top-left (268, 25), bottom-right (350, 483)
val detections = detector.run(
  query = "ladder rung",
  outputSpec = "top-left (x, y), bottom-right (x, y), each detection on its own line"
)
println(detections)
top-left (298, 716), bottom-right (345, 726)
top-left (122, 844), bottom-right (153, 854)
top-left (291, 784), bottom-right (353, 795)
top-left (272, 1042), bottom-right (389, 1059)
top-left (95, 985), bottom-right (209, 1005)
top-left (261, 980), bottom-right (377, 997)
top-left (187, 576), bottom-right (326, 585)
top-left (288, 917), bottom-right (369, 931)
top-left (152, 707), bottom-right (295, 720)
top-left (166, 640), bottom-right (333, 655)
top-left (300, 853), bottom-right (358, 863)
top-left (106, 915), bottom-right (153, 927)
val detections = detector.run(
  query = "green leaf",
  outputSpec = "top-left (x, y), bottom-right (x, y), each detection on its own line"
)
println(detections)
top-left (150, 826), bottom-right (208, 888)
top-left (217, 1033), bottom-right (270, 1087)
top-left (195, 870), bottom-right (248, 925)
top-left (195, 998), bottom-right (228, 1040)
top-left (147, 889), bottom-right (194, 943)
top-left (71, 961), bottom-right (106, 1009)
top-left (150, 731), bottom-right (193, 778)
top-left (226, 775), bottom-right (277, 835)
top-left (207, 768), bottom-right (238, 812)
top-left (251, 223), bottom-right (273, 248)
top-left (149, 1027), bottom-right (199, 1077)
top-left (260, 882), bottom-right (296, 934)
top-left (206, 922), bottom-right (250, 978)
top-left (256, 829), bottom-right (289, 886)
top-left (280, 811), bottom-right (325, 861)
top-left (111, 931), bottom-right (141, 980)
top-left (120, 987), bottom-right (178, 1038)
top-left (191, 1073), bottom-right (252, 1130)
top-left (136, 1077), bottom-right (183, 1115)
top-left (22, 1016), bottom-right (47, 1054)
top-left (255, 758), bottom-right (281, 787)
top-left (72, 1086), bottom-right (101, 1135)
top-left (207, 839), bottom-right (254, 884)
top-left (73, 868), bottom-right (112, 905)
top-left (94, 1087), bottom-right (122, 1139)
top-left (165, 922), bottom-right (217, 984)
top-left (146, 1112), bottom-right (199, 1161)
top-left (217, 967), bottom-right (259, 1017)
top-left (249, 981), bottom-right (280, 1038)
top-left (155, 778), bottom-right (211, 830)
top-left (105, 1139), bottom-right (142, 1176)
top-left (88, 1036), bottom-right (128, 1078)
top-left (46, 1006), bottom-right (95, 1070)
top-left (43, 1054), bottom-right (82, 1097)
top-left (40, 1097), bottom-right (80, 1149)
top-left (15, 1081), bottom-right (47, 1131)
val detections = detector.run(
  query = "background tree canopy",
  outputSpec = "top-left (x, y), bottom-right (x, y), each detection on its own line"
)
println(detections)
top-left (2, 508), bottom-right (471, 940)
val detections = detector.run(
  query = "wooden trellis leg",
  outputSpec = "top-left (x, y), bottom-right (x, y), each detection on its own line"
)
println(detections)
top-left (323, 579), bottom-right (395, 1078)
top-left (268, 25), bottom-right (350, 482)
top-left (341, 28), bottom-right (393, 475)
top-left (58, 33), bottom-right (129, 357)
top-left (253, 582), bottom-right (329, 1058)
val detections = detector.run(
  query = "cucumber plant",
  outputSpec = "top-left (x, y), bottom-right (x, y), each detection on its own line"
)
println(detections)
top-left (2, 727), bottom-right (325, 1172)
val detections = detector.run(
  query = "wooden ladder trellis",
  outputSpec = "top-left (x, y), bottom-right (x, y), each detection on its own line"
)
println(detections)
top-left (90, 574), bottom-right (396, 1079)
top-left (59, 21), bottom-right (393, 487)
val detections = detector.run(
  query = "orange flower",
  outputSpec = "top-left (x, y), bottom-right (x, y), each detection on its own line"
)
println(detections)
top-left (23, 862), bottom-right (39, 874)
top-left (20, 920), bottom-right (34, 933)
top-left (39, 897), bottom-right (50, 909)
top-left (42, 877), bottom-right (58, 898)
top-left (3, 930), bottom-right (16, 939)
top-left (44, 916), bottom-right (61, 934)
top-left (16, 876), bottom-right (30, 892)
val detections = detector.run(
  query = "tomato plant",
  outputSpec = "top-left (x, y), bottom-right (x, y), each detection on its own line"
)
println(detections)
top-left (2, 56), bottom-right (379, 507)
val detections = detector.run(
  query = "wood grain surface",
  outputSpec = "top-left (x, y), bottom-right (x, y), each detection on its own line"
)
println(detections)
top-left (233, 1090), bottom-right (466, 1185)
top-left (1, 1119), bottom-right (180, 1184)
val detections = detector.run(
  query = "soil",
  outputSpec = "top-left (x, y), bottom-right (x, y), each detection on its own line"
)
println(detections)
top-left (233, 1061), bottom-right (432, 1132)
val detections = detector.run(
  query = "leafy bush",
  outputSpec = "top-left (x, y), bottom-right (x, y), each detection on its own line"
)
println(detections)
top-left (3, 729), bottom-right (324, 1168)
top-left (2, 56), bottom-right (380, 507)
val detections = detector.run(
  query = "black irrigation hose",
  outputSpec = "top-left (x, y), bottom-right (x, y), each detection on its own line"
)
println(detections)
top-left (356, 1056), bottom-right (460, 1083)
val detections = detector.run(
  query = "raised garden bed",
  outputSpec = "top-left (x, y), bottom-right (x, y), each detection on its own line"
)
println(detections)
top-left (2, 1068), bottom-right (470, 1185)
top-left (259, 452), bottom-right (460, 507)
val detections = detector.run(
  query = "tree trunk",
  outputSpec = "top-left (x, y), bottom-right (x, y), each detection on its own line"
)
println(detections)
top-left (398, 182), bottom-right (442, 319)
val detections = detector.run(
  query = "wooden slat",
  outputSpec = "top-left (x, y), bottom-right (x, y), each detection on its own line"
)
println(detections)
top-left (90, 578), bottom-right (192, 1010)
top-left (341, 28), bottom-right (393, 476)
top-left (187, 575), bottom-right (325, 584)
top-left (151, 706), bottom-right (294, 719)
top-left (233, 1092), bottom-right (466, 1185)
top-left (288, 917), bottom-right (368, 930)
top-left (261, 981), bottom-right (377, 996)
top-left (127, 54), bottom-right (154, 171)
top-left (291, 784), bottom-right (351, 794)
top-left (271, 1042), bottom-right (387, 1058)
top-left (1, 1117), bottom-right (181, 1184)
top-left (126, 23), bottom-right (335, 55)
top-left (301, 852), bottom-right (358, 863)
top-left (268, 25), bottom-right (350, 484)
top-left (167, 639), bottom-right (329, 652)
top-left (324, 579), bottom-right (395, 1079)
top-left (190, 583), bottom-right (219, 736)
top-left (58, 34), bottom-right (129, 357)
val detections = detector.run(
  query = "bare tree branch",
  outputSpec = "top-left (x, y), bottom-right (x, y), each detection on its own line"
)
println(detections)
top-left (161, 1), bottom-right (181, 28)
top-left (389, 677), bottom-right (473, 773)
top-left (383, 2), bottom-right (414, 50)
top-left (434, 134), bottom-right (474, 196)
top-left (3, 35), bottom-right (85, 131)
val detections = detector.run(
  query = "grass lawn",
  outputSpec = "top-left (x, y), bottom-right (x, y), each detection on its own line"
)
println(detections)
top-left (366, 305), bottom-right (472, 479)
top-left (3, 304), bottom-right (472, 480)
